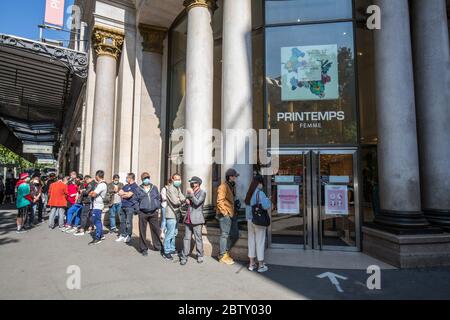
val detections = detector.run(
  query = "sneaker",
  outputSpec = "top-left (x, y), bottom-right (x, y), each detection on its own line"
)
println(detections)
top-left (66, 228), bottom-right (77, 233)
top-left (16, 229), bottom-right (27, 234)
top-left (141, 250), bottom-right (148, 257)
top-left (124, 235), bottom-right (131, 243)
top-left (248, 263), bottom-right (257, 271)
top-left (162, 252), bottom-right (173, 261)
top-left (59, 227), bottom-right (66, 232)
top-left (101, 236), bottom-right (106, 241)
top-left (197, 256), bottom-right (204, 264)
top-left (257, 264), bottom-right (268, 273)
top-left (73, 231), bottom-right (85, 236)
top-left (180, 259), bottom-right (187, 266)
top-left (88, 239), bottom-right (102, 245)
top-left (219, 253), bottom-right (235, 265)
top-left (116, 235), bottom-right (126, 242)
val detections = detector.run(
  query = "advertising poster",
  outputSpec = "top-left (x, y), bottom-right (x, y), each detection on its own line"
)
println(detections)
top-left (324, 185), bottom-right (348, 215)
top-left (277, 185), bottom-right (300, 215)
top-left (281, 44), bottom-right (339, 101)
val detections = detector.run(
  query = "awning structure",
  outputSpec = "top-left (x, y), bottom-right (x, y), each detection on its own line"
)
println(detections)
top-left (0, 33), bottom-right (88, 163)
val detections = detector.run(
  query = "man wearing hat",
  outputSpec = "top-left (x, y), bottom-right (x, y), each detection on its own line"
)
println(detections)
top-left (180, 176), bottom-right (206, 265)
top-left (216, 168), bottom-right (240, 265)
top-left (15, 172), bottom-right (32, 233)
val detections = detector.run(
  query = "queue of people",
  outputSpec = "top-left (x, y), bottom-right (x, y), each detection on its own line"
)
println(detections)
top-left (10, 167), bottom-right (272, 272)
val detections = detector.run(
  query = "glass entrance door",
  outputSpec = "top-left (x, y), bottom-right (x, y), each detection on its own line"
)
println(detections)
top-left (268, 149), bottom-right (360, 251)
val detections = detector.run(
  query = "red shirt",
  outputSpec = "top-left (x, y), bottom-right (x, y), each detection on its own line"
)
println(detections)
top-left (67, 183), bottom-right (78, 205)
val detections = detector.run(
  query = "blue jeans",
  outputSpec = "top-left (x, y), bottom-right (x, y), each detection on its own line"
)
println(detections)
top-left (164, 218), bottom-right (177, 254)
top-left (160, 207), bottom-right (167, 232)
top-left (119, 207), bottom-right (135, 237)
top-left (66, 204), bottom-right (82, 227)
top-left (218, 214), bottom-right (239, 257)
top-left (29, 203), bottom-right (37, 226)
top-left (91, 209), bottom-right (103, 240)
top-left (109, 203), bottom-right (121, 230)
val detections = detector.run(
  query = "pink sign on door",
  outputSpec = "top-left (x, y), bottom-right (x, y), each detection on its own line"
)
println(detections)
top-left (324, 185), bottom-right (348, 215)
top-left (277, 185), bottom-right (300, 215)
top-left (45, 0), bottom-right (65, 27)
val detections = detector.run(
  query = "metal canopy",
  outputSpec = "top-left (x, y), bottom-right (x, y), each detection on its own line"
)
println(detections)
top-left (0, 33), bottom-right (88, 161)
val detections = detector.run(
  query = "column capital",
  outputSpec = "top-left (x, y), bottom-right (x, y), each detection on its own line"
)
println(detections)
top-left (183, 0), bottom-right (217, 12)
top-left (92, 25), bottom-right (125, 60)
top-left (138, 24), bottom-right (168, 54)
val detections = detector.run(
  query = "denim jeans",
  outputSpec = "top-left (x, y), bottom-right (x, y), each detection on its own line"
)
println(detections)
top-left (218, 214), bottom-right (239, 257)
top-left (109, 203), bottom-right (121, 230)
top-left (91, 209), bottom-right (103, 240)
top-left (160, 207), bottom-right (167, 233)
top-left (164, 218), bottom-right (177, 254)
top-left (66, 204), bottom-right (82, 227)
top-left (29, 203), bottom-right (37, 226)
top-left (119, 207), bottom-right (135, 237)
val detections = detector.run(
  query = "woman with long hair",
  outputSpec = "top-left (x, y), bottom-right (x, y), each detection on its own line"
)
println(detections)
top-left (244, 175), bottom-right (271, 273)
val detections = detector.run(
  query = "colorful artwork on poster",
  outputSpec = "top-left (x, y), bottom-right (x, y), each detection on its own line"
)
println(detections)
top-left (281, 44), bottom-right (339, 101)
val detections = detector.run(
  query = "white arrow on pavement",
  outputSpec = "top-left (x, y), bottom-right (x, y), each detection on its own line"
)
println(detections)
top-left (316, 272), bottom-right (348, 293)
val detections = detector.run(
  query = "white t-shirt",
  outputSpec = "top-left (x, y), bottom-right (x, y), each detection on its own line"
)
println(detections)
top-left (92, 181), bottom-right (107, 210)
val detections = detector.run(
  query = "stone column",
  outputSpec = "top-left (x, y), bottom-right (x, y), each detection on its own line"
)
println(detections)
top-left (183, 0), bottom-right (216, 205)
top-left (221, 0), bottom-right (254, 204)
top-left (90, 26), bottom-right (124, 180)
top-left (137, 24), bottom-right (167, 187)
top-left (411, 0), bottom-right (450, 230)
top-left (372, 0), bottom-right (428, 230)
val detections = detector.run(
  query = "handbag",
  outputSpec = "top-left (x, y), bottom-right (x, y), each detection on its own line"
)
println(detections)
top-left (252, 191), bottom-right (271, 227)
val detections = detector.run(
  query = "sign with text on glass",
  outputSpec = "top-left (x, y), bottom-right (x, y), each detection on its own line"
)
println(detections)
top-left (324, 185), bottom-right (348, 215)
top-left (281, 44), bottom-right (339, 101)
top-left (277, 185), bottom-right (300, 215)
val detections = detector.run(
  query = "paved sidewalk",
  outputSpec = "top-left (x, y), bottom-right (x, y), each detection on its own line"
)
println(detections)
top-left (1, 205), bottom-right (449, 300)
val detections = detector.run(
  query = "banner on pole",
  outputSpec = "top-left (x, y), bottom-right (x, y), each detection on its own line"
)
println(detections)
top-left (45, 0), bottom-right (65, 27)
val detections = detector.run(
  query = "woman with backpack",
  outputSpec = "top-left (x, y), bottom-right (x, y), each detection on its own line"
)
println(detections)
top-left (244, 175), bottom-right (271, 273)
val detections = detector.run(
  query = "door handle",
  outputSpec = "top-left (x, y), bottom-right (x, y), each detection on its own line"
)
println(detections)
top-left (302, 153), bottom-right (307, 249)
top-left (317, 151), bottom-right (323, 249)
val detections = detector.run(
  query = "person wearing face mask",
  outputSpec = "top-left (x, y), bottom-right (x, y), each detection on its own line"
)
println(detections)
top-left (180, 176), bottom-right (206, 266)
top-left (162, 173), bottom-right (186, 261)
top-left (107, 174), bottom-right (124, 234)
top-left (216, 168), bottom-right (240, 265)
top-left (28, 175), bottom-right (43, 228)
top-left (73, 175), bottom-right (96, 236)
top-left (88, 170), bottom-right (108, 245)
top-left (64, 175), bottom-right (84, 233)
top-left (136, 172), bottom-right (163, 256)
top-left (117, 173), bottom-right (139, 243)
top-left (245, 175), bottom-right (271, 273)
top-left (15, 173), bottom-right (32, 233)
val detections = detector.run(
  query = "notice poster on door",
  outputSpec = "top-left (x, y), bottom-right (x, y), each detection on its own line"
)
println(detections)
top-left (277, 185), bottom-right (300, 215)
top-left (324, 185), bottom-right (348, 215)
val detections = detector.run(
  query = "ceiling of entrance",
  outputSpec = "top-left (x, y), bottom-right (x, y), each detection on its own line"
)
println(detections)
top-left (137, 0), bottom-right (184, 27)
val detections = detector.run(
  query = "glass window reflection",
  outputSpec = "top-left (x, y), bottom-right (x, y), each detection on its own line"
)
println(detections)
top-left (265, 0), bottom-right (353, 25)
